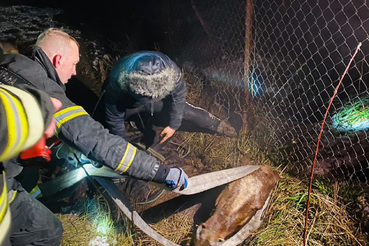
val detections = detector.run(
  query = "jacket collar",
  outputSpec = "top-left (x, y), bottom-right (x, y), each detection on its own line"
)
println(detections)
top-left (25, 45), bottom-right (66, 91)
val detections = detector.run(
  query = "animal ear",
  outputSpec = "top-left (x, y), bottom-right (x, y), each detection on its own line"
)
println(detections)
top-left (196, 224), bottom-right (203, 239)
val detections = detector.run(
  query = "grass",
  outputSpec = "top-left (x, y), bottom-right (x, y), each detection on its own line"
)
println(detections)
top-left (332, 97), bottom-right (369, 132)
top-left (246, 176), bottom-right (367, 246)
top-left (56, 55), bottom-right (369, 246)
top-left (58, 172), bottom-right (368, 245)
top-left (57, 126), bottom-right (369, 245)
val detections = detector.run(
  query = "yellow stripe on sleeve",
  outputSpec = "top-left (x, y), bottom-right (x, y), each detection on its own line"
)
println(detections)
top-left (54, 106), bottom-right (88, 134)
top-left (114, 143), bottom-right (137, 174)
top-left (0, 88), bottom-right (28, 161)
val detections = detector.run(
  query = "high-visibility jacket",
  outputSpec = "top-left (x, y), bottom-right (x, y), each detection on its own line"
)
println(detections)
top-left (0, 82), bottom-right (54, 245)
top-left (5, 46), bottom-right (169, 183)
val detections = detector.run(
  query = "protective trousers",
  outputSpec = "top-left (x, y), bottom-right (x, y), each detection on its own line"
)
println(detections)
top-left (8, 179), bottom-right (63, 246)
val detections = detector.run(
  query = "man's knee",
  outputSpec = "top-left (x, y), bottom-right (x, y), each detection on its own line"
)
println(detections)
top-left (46, 216), bottom-right (63, 246)
top-left (9, 189), bottom-right (63, 246)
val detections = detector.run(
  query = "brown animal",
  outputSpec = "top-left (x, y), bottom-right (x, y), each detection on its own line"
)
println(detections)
top-left (195, 166), bottom-right (280, 246)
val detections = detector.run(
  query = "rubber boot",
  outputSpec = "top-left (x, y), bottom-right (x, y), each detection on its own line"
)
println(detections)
top-left (183, 103), bottom-right (238, 137)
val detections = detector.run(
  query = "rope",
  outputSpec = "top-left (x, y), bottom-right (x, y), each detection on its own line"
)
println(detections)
top-left (303, 42), bottom-right (362, 246)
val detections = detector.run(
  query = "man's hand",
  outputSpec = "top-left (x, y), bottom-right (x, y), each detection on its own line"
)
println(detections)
top-left (160, 126), bottom-right (176, 143)
top-left (44, 97), bottom-right (62, 138)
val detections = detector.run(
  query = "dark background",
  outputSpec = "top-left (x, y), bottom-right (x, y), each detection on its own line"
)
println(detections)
top-left (1, 0), bottom-right (198, 59)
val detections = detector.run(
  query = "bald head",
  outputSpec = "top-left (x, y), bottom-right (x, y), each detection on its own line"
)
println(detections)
top-left (36, 28), bottom-right (78, 58)
top-left (36, 28), bottom-right (80, 84)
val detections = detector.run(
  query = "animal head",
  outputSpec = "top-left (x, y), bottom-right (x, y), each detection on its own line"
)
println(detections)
top-left (194, 166), bottom-right (280, 246)
top-left (195, 223), bottom-right (226, 246)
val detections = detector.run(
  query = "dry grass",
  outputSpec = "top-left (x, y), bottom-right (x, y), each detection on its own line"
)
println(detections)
top-left (57, 56), bottom-right (368, 246)
top-left (58, 172), bottom-right (368, 245)
top-left (58, 196), bottom-right (135, 246)
top-left (135, 208), bottom-right (195, 245)
top-left (175, 132), bottom-right (246, 170)
top-left (246, 176), bottom-right (368, 246)
top-left (57, 126), bottom-right (369, 245)
top-left (59, 214), bottom-right (96, 245)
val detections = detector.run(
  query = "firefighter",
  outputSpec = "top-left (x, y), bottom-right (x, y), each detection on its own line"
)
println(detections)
top-left (0, 68), bottom-right (63, 245)
top-left (5, 28), bottom-right (188, 199)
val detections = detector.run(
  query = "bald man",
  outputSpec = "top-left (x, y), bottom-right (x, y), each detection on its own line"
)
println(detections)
top-left (5, 28), bottom-right (189, 244)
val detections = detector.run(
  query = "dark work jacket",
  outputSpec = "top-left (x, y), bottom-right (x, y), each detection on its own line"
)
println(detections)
top-left (5, 46), bottom-right (169, 183)
top-left (104, 51), bottom-right (187, 139)
top-left (0, 51), bottom-right (53, 186)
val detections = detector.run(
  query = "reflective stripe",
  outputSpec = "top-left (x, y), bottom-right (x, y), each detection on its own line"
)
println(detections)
top-left (114, 143), bottom-right (137, 174)
top-left (7, 190), bottom-right (17, 204)
top-left (0, 172), bottom-right (8, 224)
top-left (0, 88), bottom-right (28, 161)
top-left (30, 185), bottom-right (42, 198)
top-left (0, 205), bottom-right (11, 244)
top-left (54, 106), bottom-right (88, 133)
top-left (1, 85), bottom-right (44, 151)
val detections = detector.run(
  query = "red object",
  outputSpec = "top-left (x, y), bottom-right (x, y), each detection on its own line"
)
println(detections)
top-left (19, 136), bottom-right (52, 163)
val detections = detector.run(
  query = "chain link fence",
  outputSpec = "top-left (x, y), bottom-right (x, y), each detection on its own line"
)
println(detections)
top-left (2, 1), bottom-right (368, 183)
top-left (1, 1), bottom-right (368, 243)
top-left (174, 0), bottom-right (369, 183)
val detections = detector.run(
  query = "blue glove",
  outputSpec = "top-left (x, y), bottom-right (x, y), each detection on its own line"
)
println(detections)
top-left (165, 168), bottom-right (188, 190)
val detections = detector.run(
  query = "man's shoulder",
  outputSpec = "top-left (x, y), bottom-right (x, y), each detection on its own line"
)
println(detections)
top-left (8, 52), bottom-right (43, 73)
top-left (6, 53), bottom-right (58, 95)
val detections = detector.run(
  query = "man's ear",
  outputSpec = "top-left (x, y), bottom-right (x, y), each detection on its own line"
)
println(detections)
top-left (52, 54), bottom-right (62, 68)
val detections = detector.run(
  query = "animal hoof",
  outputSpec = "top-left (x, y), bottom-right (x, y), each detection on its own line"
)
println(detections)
top-left (216, 120), bottom-right (237, 137)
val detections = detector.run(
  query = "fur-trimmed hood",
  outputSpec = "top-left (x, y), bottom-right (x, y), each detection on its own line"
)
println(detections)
top-left (109, 51), bottom-right (182, 99)
top-left (118, 67), bottom-right (178, 99)
top-left (104, 51), bottom-right (188, 132)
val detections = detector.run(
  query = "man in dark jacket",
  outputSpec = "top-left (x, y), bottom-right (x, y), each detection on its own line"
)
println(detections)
top-left (101, 51), bottom-right (237, 149)
top-left (6, 27), bottom-right (188, 205)
top-left (8, 28), bottom-right (187, 188)
top-left (0, 50), bottom-right (63, 246)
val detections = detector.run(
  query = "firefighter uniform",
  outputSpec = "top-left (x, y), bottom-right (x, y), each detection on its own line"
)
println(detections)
top-left (0, 80), bottom-right (62, 246)
top-left (6, 46), bottom-right (171, 184)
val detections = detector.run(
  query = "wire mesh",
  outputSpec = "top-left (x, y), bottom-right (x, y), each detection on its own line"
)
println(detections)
top-left (178, 0), bottom-right (369, 183)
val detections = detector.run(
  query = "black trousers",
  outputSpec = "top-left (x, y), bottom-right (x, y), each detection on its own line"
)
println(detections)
top-left (126, 101), bottom-right (222, 149)
top-left (8, 180), bottom-right (63, 246)
top-left (127, 101), bottom-right (222, 133)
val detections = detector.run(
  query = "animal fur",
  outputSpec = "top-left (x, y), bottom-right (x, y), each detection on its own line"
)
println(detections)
top-left (195, 166), bottom-right (280, 246)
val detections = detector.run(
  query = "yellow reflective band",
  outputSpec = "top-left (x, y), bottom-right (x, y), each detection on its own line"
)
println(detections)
top-left (56, 112), bottom-right (88, 129)
top-left (0, 172), bottom-right (8, 224)
top-left (1, 85), bottom-right (44, 151)
top-left (54, 106), bottom-right (88, 130)
top-left (122, 146), bottom-right (136, 173)
top-left (54, 105), bottom-right (83, 118)
top-left (114, 143), bottom-right (137, 174)
top-left (0, 206), bottom-right (10, 244)
top-left (0, 89), bottom-right (28, 161)
top-left (7, 190), bottom-right (17, 204)
top-left (30, 185), bottom-right (42, 198)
